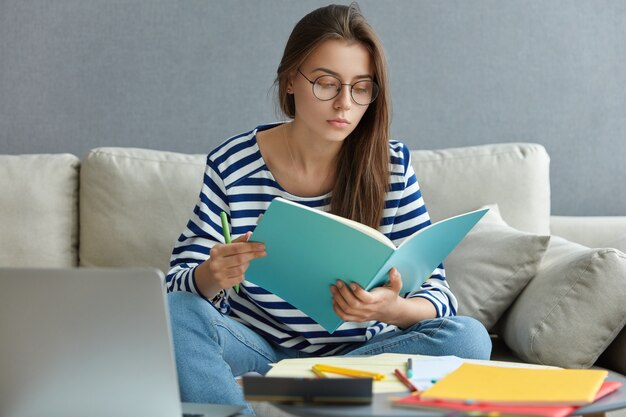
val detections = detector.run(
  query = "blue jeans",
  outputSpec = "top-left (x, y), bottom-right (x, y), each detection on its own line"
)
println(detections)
top-left (167, 292), bottom-right (492, 415)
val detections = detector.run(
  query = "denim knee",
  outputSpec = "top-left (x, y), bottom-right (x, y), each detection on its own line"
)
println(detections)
top-left (402, 315), bottom-right (491, 360)
top-left (447, 315), bottom-right (492, 360)
top-left (167, 291), bottom-right (222, 341)
top-left (168, 291), bottom-right (220, 318)
top-left (168, 291), bottom-right (208, 314)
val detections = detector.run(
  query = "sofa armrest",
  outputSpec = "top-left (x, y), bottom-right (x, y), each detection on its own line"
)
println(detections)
top-left (550, 215), bottom-right (626, 249)
top-left (0, 153), bottom-right (80, 267)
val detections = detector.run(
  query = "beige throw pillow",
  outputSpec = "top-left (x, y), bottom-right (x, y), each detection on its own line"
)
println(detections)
top-left (79, 147), bottom-right (206, 273)
top-left (500, 236), bottom-right (626, 368)
top-left (444, 205), bottom-right (550, 330)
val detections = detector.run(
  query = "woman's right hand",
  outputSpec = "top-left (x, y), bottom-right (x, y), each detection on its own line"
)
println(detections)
top-left (195, 231), bottom-right (266, 298)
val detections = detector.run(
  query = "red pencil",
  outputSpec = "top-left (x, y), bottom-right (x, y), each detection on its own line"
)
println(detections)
top-left (394, 368), bottom-right (418, 392)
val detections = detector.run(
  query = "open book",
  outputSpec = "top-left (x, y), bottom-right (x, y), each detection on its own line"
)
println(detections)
top-left (244, 197), bottom-right (487, 333)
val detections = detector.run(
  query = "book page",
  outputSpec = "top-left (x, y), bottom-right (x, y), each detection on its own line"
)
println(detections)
top-left (265, 353), bottom-right (556, 395)
top-left (277, 198), bottom-right (395, 248)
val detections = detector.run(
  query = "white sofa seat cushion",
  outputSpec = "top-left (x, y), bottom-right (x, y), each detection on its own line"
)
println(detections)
top-left (79, 147), bottom-right (206, 272)
top-left (0, 154), bottom-right (80, 267)
top-left (500, 235), bottom-right (626, 368)
top-left (411, 143), bottom-right (551, 235)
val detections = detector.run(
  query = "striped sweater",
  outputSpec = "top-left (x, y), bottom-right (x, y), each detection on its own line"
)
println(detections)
top-left (166, 123), bottom-right (457, 356)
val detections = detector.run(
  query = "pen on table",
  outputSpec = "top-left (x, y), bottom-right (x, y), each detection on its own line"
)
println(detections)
top-left (393, 368), bottom-right (418, 392)
top-left (312, 364), bottom-right (385, 381)
top-left (220, 211), bottom-right (239, 293)
top-left (407, 357), bottom-right (413, 378)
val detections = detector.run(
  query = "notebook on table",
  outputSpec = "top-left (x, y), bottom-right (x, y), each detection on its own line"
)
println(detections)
top-left (0, 267), bottom-right (243, 417)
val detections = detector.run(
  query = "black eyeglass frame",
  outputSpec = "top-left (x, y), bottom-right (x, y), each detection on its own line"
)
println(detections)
top-left (296, 69), bottom-right (379, 106)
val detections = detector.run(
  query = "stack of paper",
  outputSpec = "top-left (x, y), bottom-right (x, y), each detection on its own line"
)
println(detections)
top-left (420, 363), bottom-right (608, 404)
top-left (265, 353), bottom-right (558, 394)
top-left (266, 353), bottom-right (417, 394)
top-left (394, 363), bottom-right (619, 417)
top-left (394, 381), bottom-right (622, 417)
top-left (407, 355), bottom-right (465, 391)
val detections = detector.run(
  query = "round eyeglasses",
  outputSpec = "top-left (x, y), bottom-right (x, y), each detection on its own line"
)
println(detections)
top-left (297, 69), bottom-right (379, 106)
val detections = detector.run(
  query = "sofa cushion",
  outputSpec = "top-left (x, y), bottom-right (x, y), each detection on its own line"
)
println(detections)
top-left (79, 147), bottom-right (206, 272)
top-left (0, 154), bottom-right (80, 267)
top-left (500, 236), bottom-right (626, 368)
top-left (411, 143), bottom-right (551, 235)
top-left (444, 205), bottom-right (550, 331)
top-left (607, 233), bottom-right (626, 253)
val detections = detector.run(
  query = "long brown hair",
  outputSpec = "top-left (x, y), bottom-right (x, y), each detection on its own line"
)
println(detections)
top-left (275, 3), bottom-right (391, 229)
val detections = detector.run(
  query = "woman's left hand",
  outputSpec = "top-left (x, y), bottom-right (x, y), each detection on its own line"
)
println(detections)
top-left (331, 267), bottom-right (404, 324)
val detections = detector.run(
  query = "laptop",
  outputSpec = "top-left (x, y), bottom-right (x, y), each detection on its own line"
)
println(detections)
top-left (0, 267), bottom-right (244, 417)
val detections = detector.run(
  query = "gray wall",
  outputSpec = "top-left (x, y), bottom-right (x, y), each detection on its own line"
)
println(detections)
top-left (1, 0), bottom-right (625, 216)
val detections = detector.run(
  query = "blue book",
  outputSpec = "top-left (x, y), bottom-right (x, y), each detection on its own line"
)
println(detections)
top-left (245, 197), bottom-right (488, 333)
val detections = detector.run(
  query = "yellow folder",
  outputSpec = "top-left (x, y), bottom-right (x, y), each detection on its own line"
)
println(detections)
top-left (420, 363), bottom-right (608, 405)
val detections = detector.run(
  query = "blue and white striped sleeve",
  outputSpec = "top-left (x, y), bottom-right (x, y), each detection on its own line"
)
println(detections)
top-left (389, 145), bottom-right (458, 318)
top-left (165, 155), bottom-right (229, 302)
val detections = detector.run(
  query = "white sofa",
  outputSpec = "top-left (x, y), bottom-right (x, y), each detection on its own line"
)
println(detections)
top-left (1, 142), bottom-right (625, 375)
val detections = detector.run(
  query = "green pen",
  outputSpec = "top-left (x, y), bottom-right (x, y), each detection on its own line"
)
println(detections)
top-left (220, 211), bottom-right (239, 293)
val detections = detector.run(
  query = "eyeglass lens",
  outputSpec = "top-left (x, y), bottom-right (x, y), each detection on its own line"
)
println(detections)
top-left (312, 75), bottom-right (378, 105)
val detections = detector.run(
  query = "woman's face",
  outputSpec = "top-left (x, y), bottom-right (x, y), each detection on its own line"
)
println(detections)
top-left (289, 39), bottom-right (374, 143)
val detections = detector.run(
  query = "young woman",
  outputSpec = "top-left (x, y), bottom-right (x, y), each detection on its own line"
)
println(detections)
top-left (166, 3), bottom-right (491, 414)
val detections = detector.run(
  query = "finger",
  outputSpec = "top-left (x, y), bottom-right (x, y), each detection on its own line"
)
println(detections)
top-left (332, 282), bottom-right (357, 313)
top-left (222, 264), bottom-right (247, 281)
top-left (348, 282), bottom-right (375, 304)
top-left (333, 283), bottom-right (370, 319)
top-left (332, 298), bottom-right (355, 320)
top-left (217, 241), bottom-right (266, 257)
top-left (232, 231), bottom-right (252, 243)
top-left (332, 299), bottom-right (348, 320)
top-left (332, 300), bottom-right (364, 322)
top-left (208, 265), bottom-right (244, 289)
top-left (332, 300), bottom-right (349, 320)
top-left (219, 256), bottom-right (262, 284)
top-left (386, 268), bottom-right (403, 294)
top-left (221, 251), bottom-right (267, 273)
top-left (331, 284), bottom-right (353, 313)
top-left (209, 246), bottom-right (265, 279)
top-left (334, 280), bottom-right (358, 304)
top-left (214, 271), bottom-right (244, 286)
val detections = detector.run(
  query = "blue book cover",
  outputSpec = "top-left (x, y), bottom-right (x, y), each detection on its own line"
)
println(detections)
top-left (245, 197), bottom-right (487, 333)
